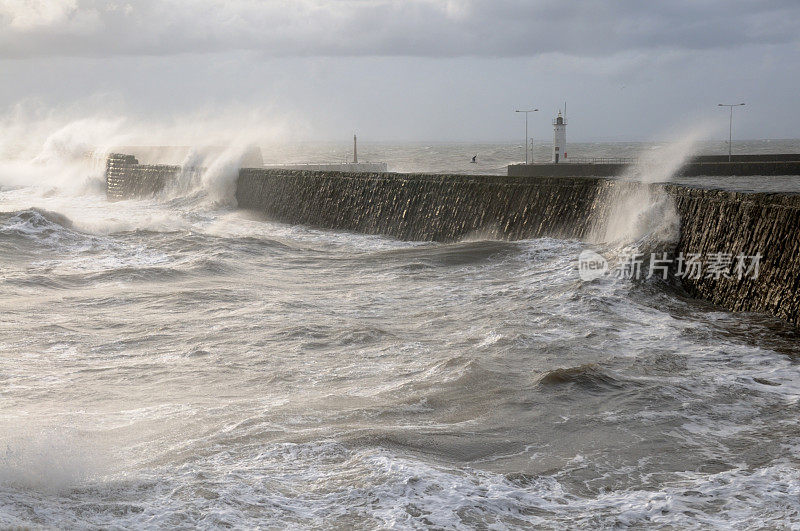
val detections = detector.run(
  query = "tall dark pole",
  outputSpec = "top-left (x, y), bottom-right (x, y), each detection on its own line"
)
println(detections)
top-left (515, 109), bottom-right (538, 164)
top-left (718, 103), bottom-right (745, 162)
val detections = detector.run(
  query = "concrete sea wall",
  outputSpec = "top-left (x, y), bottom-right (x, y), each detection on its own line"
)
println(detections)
top-left (236, 169), bottom-right (606, 241)
top-left (106, 154), bottom-right (800, 327)
top-left (667, 186), bottom-right (800, 325)
top-left (105, 154), bottom-right (179, 201)
top-left (509, 154), bottom-right (800, 178)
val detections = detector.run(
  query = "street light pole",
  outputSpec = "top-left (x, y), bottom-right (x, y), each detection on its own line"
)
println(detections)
top-left (515, 109), bottom-right (538, 164)
top-left (718, 103), bottom-right (745, 162)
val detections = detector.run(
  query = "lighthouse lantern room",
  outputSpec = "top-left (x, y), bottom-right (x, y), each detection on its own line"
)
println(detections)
top-left (552, 110), bottom-right (567, 163)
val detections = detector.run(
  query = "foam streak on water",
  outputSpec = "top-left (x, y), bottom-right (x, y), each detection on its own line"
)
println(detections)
top-left (1, 141), bottom-right (800, 528)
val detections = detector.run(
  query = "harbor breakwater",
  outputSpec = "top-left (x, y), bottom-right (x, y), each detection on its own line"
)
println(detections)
top-left (106, 154), bottom-right (800, 327)
top-left (509, 154), bottom-right (800, 178)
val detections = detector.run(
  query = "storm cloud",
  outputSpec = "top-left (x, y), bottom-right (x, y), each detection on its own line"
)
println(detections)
top-left (1, 0), bottom-right (798, 58)
top-left (0, 1), bottom-right (798, 142)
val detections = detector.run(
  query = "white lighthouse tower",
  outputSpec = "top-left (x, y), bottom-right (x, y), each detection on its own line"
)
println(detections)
top-left (552, 110), bottom-right (567, 163)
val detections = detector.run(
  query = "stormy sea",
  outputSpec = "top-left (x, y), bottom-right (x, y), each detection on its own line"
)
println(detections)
top-left (1, 140), bottom-right (799, 528)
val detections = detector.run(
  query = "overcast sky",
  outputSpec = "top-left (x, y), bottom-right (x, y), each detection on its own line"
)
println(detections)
top-left (1, 0), bottom-right (798, 142)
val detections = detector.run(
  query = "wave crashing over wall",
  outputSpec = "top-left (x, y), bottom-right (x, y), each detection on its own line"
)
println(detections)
top-left (104, 153), bottom-right (800, 327)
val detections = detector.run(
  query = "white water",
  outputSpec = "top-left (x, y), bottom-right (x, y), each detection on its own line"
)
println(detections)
top-left (591, 123), bottom-right (719, 247)
top-left (1, 121), bottom-right (800, 529)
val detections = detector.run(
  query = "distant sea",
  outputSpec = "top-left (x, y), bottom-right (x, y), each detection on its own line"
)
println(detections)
top-left (261, 139), bottom-right (800, 176)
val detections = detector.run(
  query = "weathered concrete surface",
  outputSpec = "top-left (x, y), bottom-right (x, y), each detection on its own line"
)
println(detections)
top-left (106, 154), bottom-right (800, 327)
top-left (236, 169), bottom-right (606, 241)
top-left (105, 154), bottom-right (178, 201)
top-left (668, 186), bottom-right (800, 326)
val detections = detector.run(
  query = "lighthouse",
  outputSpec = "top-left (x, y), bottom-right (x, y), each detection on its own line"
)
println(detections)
top-left (552, 110), bottom-right (567, 163)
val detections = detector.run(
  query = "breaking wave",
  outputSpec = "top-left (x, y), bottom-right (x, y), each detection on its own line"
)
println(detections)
top-left (536, 364), bottom-right (627, 392)
top-left (2, 129), bottom-right (799, 529)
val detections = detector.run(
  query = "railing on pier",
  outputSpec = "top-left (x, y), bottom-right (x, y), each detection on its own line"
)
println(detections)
top-left (561, 157), bottom-right (637, 164)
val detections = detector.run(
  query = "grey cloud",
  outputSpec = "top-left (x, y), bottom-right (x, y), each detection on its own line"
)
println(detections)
top-left (0, 0), bottom-right (798, 58)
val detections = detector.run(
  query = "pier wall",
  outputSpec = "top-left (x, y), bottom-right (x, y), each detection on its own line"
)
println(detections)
top-left (509, 158), bottom-right (800, 178)
top-left (667, 186), bottom-right (800, 325)
top-left (106, 154), bottom-right (800, 326)
top-left (105, 154), bottom-right (178, 201)
top-left (236, 169), bottom-right (606, 241)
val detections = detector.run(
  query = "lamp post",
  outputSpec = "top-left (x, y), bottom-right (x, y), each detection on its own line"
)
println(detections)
top-left (515, 109), bottom-right (538, 164)
top-left (718, 103), bottom-right (745, 162)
